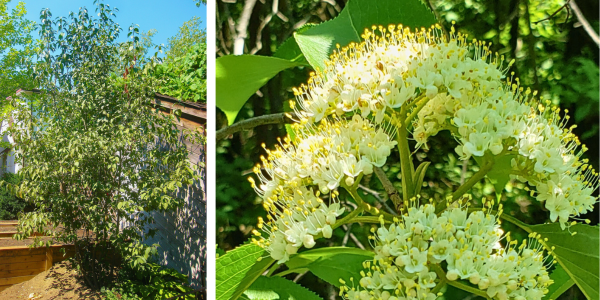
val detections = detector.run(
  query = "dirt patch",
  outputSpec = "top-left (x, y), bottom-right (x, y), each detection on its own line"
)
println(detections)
top-left (0, 261), bottom-right (102, 300)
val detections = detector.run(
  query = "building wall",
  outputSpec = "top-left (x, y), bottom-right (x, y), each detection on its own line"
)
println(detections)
top-left (0, 119), bottom-right (20, 176)
top-left (143, 125), bottom-right (206, 289)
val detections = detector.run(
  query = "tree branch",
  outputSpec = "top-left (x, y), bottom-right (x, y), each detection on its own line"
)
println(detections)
top-left (234, 0), bottom-right (258, 55)
top-left (373, 167), bottom-right (402, 213)
top-left (216, 112), bottom-right (295, 140)
top-left (569, 0), bottom-right (600, 47)
top-left (436, 156), bottom-right (494, 213)
top-left (358, 183), bottom-right (397, 215)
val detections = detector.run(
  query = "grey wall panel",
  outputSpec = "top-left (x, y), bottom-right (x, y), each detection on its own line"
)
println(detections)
top-left (143, 132), bottom-right (206, 289)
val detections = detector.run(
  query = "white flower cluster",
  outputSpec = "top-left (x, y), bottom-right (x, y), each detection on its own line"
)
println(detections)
top-left (340, 203), bottom-right (553, 300)
top-left (412, 62), bottom-right (598, 229)
top-left (250, 115), bottom-right (397, 263)
top-left (293, 25), bottom-right (508, 125)
top-left (290, 23), bottom-right (597, 228)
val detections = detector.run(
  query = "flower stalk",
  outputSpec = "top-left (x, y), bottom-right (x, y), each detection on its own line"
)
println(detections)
top-left (396, 107), bottom-right (415, 206)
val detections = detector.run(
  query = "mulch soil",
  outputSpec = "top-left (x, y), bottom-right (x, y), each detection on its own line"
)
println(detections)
top-left (0, 261), bottom-right (102, 300)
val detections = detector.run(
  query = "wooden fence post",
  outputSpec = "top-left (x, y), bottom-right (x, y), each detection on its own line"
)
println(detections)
top-left (45, 247), bottom-right (53, 271)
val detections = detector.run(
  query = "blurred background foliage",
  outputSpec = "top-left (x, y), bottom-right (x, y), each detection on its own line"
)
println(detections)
top-left (216, 0), bottom-right (598, 299)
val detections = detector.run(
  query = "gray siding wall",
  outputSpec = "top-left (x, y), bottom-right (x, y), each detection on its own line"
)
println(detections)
top-left (144, 125), bottom-right (206, 289)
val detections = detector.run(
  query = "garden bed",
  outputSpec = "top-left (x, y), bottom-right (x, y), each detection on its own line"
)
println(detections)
top-left (0, 220), bottom-right (76, 293)
top-left (0, 245), bottom-right (75, 292)
top-left (0, 237), bottom-right (53, 248)
top-left (0, 220), bottom-right (51, 241)
top-left (0, 261), bottom-right (101, 299)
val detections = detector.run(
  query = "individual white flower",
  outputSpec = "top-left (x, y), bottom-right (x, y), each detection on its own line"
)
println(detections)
top-left (401, 247), bottom-right (429, 274)
top-left (429, 239), bottom-right (453, 262)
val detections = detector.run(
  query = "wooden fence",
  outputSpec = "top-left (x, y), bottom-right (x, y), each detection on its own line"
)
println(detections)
top-left (0, 244), bottom-right (75, 292)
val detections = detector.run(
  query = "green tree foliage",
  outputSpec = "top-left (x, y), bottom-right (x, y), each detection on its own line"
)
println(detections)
top-left (156, 42), bottom-right (207, 103)
top-left (0, 0), bottom-right (36, 115)
top-left (103, 258), bottom-right (196, 300)
top-left (195, 0), bottom-right (206, 8)
top-left (0, 172), bottom-right (25, 220)
top-left (153, 16), bottom-right (207, 103)
top-left (138, 28), bottom-right (158, 59)
top-left (8, 1), bottom-right (200, 289)
top-left (165, 16), bottom-right (206, 64)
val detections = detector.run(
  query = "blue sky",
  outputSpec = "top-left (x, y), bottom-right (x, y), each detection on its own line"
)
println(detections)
top-left (9, 0), bottom-right (206, 50)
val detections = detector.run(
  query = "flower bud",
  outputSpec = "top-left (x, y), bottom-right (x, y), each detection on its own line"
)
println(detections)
top-left (303, 234), bottom-right (316, 248)
top-left (478, 278), bottom-right (490, 290)
top-left (469, 273), bottom-right (481, 285)
top-left (322, 225), bottom-right (333, 239)
top-left (446, 269), bottom-right (459, 281)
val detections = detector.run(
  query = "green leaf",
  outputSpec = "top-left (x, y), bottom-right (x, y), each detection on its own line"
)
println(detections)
top-left (273, 24), bottom-right (315, 65)
top-left (543, 264), bottom-right (574, 300)
top-left (412, 161), bottom-right (430, 195)
top-left (285, 124), bottom-right (296, 142)
top-left (530, 223), bottom-right (599, 300)
top-left (474, 154), bottom-right (515, 193)
top-left (216, 243), bottom-right (275, 300)
top-left (284, 247), bottom-right (373, 287)
top-left (294, 0), bottom-right (436, 71)
top-left (216, 55), bottom-right (302, 125)
top-left (243, 276), bottom-right (323, 300)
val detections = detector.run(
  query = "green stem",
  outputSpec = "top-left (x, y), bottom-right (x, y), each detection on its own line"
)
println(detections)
top-left (431, 264), bottom-right (491, 299)
top-left (346, 186), bottom-right (395, 220)
top-left (336, 216), bottom-right (387, 227)
top-left (333, 207), bottom-right (364, 230)
top-left (430, 277), bottom-right (447, 296)
top-left (436, 156), bottom-right (494, 213)
top-left (439, 124), bottom-right (459, 136)
top-left (452, 158), bottom-right (493, 199)
top-left (500, 213), bottom-right (533, 234)
top-left (274, 267), bottom-right (305, 277)
top-left (405, 93), bottom-right (428, 110)
top-left (447, 279), bottom-right (491, 299)
top-left (266, 262), bottom-right (279, 277)
top-left (404, 95), bottom-right (430, 129)
top-left (396, 108), bottom-right (414, 203)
